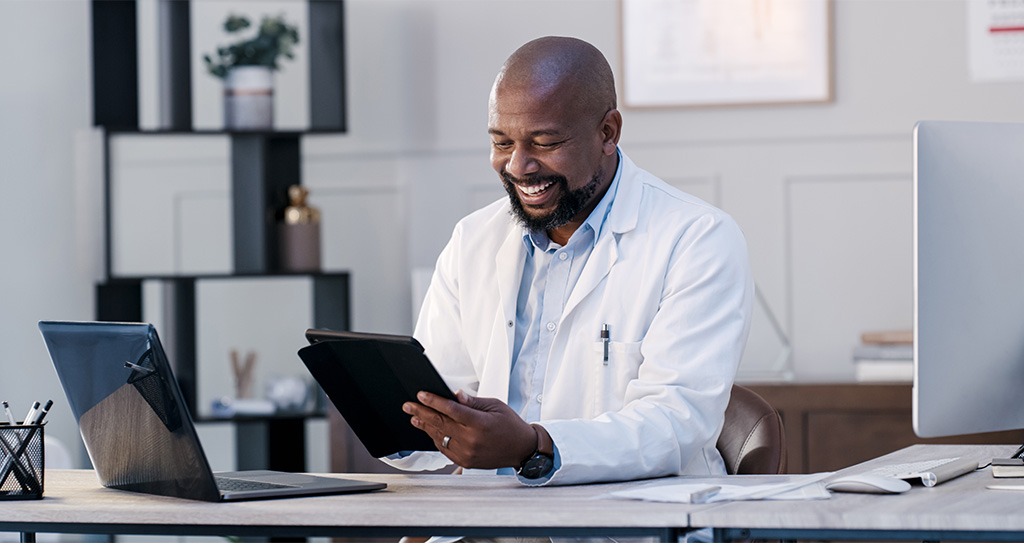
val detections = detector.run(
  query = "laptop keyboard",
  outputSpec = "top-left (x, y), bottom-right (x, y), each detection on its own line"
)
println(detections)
top-left (216, 476), bottom-right (295, 492)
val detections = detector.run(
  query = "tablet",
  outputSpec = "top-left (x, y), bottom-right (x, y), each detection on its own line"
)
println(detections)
top-left (298, 329), bottom-right (457, 458)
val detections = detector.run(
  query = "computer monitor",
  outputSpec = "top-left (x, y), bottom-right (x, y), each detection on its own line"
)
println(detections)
top-left (914, 120), bottom-right (1024, 440)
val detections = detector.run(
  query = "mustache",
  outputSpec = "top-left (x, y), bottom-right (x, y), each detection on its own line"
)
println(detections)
top-left (501, 170), bottom-right (568, 189)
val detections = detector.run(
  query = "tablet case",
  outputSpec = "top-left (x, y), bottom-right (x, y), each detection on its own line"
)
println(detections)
top-left (298, 331), bottom-right (457, 458)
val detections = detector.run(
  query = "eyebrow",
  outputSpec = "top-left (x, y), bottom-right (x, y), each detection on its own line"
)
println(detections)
top-left (488, 128), bottom-right (565, 138)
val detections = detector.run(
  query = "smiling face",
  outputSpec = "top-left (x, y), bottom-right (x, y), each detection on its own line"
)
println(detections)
top-left (487, 38), bottom-right (621, 245)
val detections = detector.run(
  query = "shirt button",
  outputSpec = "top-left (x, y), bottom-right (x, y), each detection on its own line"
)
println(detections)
top-left (536, 394), bottom-right (544, 403)
top-left (507, 320), bottom-right (513, 328)
top-left (546, 322), bottom-right (556, 331)
top-left (559, 252), bottom-right (568, 261)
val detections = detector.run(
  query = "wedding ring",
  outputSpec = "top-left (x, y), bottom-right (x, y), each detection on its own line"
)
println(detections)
top-left (442, 435), bottom-right (451, 449)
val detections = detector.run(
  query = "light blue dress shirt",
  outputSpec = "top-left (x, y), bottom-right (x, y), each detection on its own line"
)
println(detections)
top-left (500, 151), bottom-right (623, 480)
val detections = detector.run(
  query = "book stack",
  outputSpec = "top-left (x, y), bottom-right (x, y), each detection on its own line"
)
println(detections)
top-left (991, 458), bottom-right (1024, 478)
top-left (853, 330), bottom-right (913, 382)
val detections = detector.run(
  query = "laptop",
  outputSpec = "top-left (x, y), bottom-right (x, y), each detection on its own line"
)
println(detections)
top-left (38, 320), bottom-right (386, 502)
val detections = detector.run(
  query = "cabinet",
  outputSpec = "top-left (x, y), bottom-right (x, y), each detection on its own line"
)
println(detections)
top-left (745, 383), bottom-right (1024, 473)
top-left (91, 0), bottom-right (348, 472)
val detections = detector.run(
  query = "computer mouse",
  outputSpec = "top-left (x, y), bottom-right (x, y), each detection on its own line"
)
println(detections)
top-left (825, 474), bottom-right (912, 494)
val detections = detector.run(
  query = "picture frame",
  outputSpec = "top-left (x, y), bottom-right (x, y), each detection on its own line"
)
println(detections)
top-left (620, 0), bottom-right (833, 108)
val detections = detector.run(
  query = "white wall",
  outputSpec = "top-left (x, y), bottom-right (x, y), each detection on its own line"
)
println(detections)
top-left (0, 0), bottom-right (95, 465)
top-left (3, 0), bottom-right (1024, 465)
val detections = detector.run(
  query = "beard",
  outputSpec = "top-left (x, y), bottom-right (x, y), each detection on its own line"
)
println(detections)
top-left (501, 169), bottom-right (603, 233)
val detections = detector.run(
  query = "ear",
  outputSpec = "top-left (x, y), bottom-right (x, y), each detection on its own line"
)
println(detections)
top-left (599, 109), bottom-right (623, 156)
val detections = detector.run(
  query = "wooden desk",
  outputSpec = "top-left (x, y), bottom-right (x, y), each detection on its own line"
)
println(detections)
top-left (695, 444), bottom-right (1024, 542)
top-left (10, 446), bottom-right (1024, 543)
top-left (0, 470), bottom-right (698, 541)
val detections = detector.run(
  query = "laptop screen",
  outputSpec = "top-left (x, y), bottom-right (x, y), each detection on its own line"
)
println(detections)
top-left (39, 321), bottom-right (221, 501)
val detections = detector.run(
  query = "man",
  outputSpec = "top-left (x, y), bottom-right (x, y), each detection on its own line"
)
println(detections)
top-left (388, 36), bottom-right (753, 486)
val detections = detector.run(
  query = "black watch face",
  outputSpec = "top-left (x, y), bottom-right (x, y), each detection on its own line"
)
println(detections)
top-left (519, 452), bottom-right (554, 479)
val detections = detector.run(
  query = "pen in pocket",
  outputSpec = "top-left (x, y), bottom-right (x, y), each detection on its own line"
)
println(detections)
top-left (601, 324), bottom-right (610, 366)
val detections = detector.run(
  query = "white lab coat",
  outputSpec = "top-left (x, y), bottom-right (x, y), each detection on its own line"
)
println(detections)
top-left (386, 151), bottom-right (754, 485)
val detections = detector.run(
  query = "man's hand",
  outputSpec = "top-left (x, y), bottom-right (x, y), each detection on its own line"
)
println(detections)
top-left (402, 390), bottom-right (538, 470)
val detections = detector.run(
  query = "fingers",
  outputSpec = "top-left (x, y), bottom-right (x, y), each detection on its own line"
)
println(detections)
top-left (421, 390), bottom-right (462, 411)
top-left (402, 400), bottom-right (446, 434)
top-left (401, 392), bottom-right (471, 448)
top-left (401, 390), bottom-right (538, 469)
top-left (402, 392), bottom-right (485, 454)
top-left (403, 404), bottom-right (454, 453)
top-left (416, 390), bottom-right (480, 424)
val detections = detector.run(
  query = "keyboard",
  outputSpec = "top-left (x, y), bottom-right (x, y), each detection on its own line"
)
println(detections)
top-left (215, 476), bottom-right (295, 492)
top-left (867, 457), bottom-right (978, 487)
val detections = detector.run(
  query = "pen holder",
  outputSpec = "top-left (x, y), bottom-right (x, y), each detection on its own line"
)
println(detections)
top-left (0, 423), bottom-right (44, 500)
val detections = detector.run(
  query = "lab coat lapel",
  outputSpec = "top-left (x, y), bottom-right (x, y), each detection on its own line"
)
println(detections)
top-left (495, 226), bottom-right (527, 369)
top-left (561, 153), bottom-right (642, 320)
top-left (562, 233), bottom-right (617, 320)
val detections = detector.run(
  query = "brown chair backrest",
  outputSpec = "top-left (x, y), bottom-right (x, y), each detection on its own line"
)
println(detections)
top-left (716, 384), bottom-right (787, 474)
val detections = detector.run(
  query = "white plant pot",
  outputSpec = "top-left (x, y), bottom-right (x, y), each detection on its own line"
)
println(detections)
top-left (224, 66), bottom-right (274, 130)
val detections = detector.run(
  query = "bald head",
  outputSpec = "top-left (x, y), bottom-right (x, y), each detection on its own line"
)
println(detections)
top-left (492, 36), bottom-right (616, 120)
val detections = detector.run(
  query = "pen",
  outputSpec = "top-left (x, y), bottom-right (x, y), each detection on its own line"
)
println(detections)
top-left (601, 324), bottom-right (610, 366)
top-left (31, 400), bottom-right (52, 425)
top-left (22, 401), bottom-right (39, 426)
top-left (690, 485), bottom-right (721, 504)
top-left (125, 360), bottom-right (154, 373)
top-left (2, 401), bottom-right (15, 425)
top-left (3, 400), bottom-right (35, 477)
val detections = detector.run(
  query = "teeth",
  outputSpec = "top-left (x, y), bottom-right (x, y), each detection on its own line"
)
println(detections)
top-left (521, 181), bottom-right (555, 196)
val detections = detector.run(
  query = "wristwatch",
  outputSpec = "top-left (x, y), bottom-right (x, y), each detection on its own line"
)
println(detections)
top-left (517, 423), bottom-right (554, 480)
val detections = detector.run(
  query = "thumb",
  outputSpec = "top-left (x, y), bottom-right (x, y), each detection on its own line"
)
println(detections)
top-left (456, 390), bottom-right (501, 411)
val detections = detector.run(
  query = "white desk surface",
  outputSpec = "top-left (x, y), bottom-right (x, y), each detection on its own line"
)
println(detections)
top-left (693, 444), bottom-right (1023, 541)
top-left (8, 445), bottom-right (1022, 541)
top-left (0, 470), bottom-right (704, 539)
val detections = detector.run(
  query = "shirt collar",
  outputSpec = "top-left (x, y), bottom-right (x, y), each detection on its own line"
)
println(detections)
top-left (522, 148), bottom-right (623, 253)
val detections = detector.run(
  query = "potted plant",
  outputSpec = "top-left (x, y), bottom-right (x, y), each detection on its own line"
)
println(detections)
top-left (203, 14), bottom-right (300, 130)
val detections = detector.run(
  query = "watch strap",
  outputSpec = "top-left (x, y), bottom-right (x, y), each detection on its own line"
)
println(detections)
top-left (516, 423), bottom-right (555, 478)
top-left (530, 423), bottom-right (553, 457)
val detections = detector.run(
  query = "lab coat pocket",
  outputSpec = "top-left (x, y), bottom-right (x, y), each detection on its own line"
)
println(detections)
top-left (591, 341), bottom-right (643, 414)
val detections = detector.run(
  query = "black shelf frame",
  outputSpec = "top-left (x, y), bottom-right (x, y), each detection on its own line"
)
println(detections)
top-left (91, 0), bottom-right (350, 473)
top-left (99, 130), bottom-right (314, 276)
top-left (95, 273), bottom-right (350, 413)
top-left (95, 0), bottom-right (348, 277)
top-left (92, 0), bottom-right (347, 132)
top-left (96, 272), bottom-right (350, 472)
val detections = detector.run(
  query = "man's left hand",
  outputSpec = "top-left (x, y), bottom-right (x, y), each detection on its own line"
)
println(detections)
top-left (403, 390), bottom-right (537, 470)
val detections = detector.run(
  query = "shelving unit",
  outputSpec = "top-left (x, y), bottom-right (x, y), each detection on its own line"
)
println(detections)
top-left (91, 0), bottom-right (348, 473)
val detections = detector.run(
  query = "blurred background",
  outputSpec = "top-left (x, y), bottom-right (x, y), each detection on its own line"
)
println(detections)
top-left (2, 0), bottom-right (1023, 483)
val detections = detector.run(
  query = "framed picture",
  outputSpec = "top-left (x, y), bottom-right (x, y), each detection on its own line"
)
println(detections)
top-left (620, 0), bottom-right (832, 107)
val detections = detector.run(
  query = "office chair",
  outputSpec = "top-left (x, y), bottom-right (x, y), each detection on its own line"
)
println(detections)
top-left (717, 384), bottom-right (787, 474)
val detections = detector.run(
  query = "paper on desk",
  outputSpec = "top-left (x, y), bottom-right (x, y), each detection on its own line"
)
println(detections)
top-left (987, 484), bottom-right (1024, 492)
top-left (610, 472), bottom-right (834, 504)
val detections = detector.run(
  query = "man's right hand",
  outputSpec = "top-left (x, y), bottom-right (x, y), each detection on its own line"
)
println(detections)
top-left (403, 390), bottom-right (539, 470)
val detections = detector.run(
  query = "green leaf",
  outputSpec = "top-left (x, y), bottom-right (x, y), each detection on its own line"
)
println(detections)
top-left (202, 12), bottom-right (300, 75)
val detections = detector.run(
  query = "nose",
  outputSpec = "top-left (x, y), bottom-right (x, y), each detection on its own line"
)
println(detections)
top-left (504, 147), bottom-right (539, 179)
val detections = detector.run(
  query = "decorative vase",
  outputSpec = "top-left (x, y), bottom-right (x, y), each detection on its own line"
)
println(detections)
top-left (223, 66), bottom-right (273, 130)
top-left (279, 185), bottom-right (322, 272)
